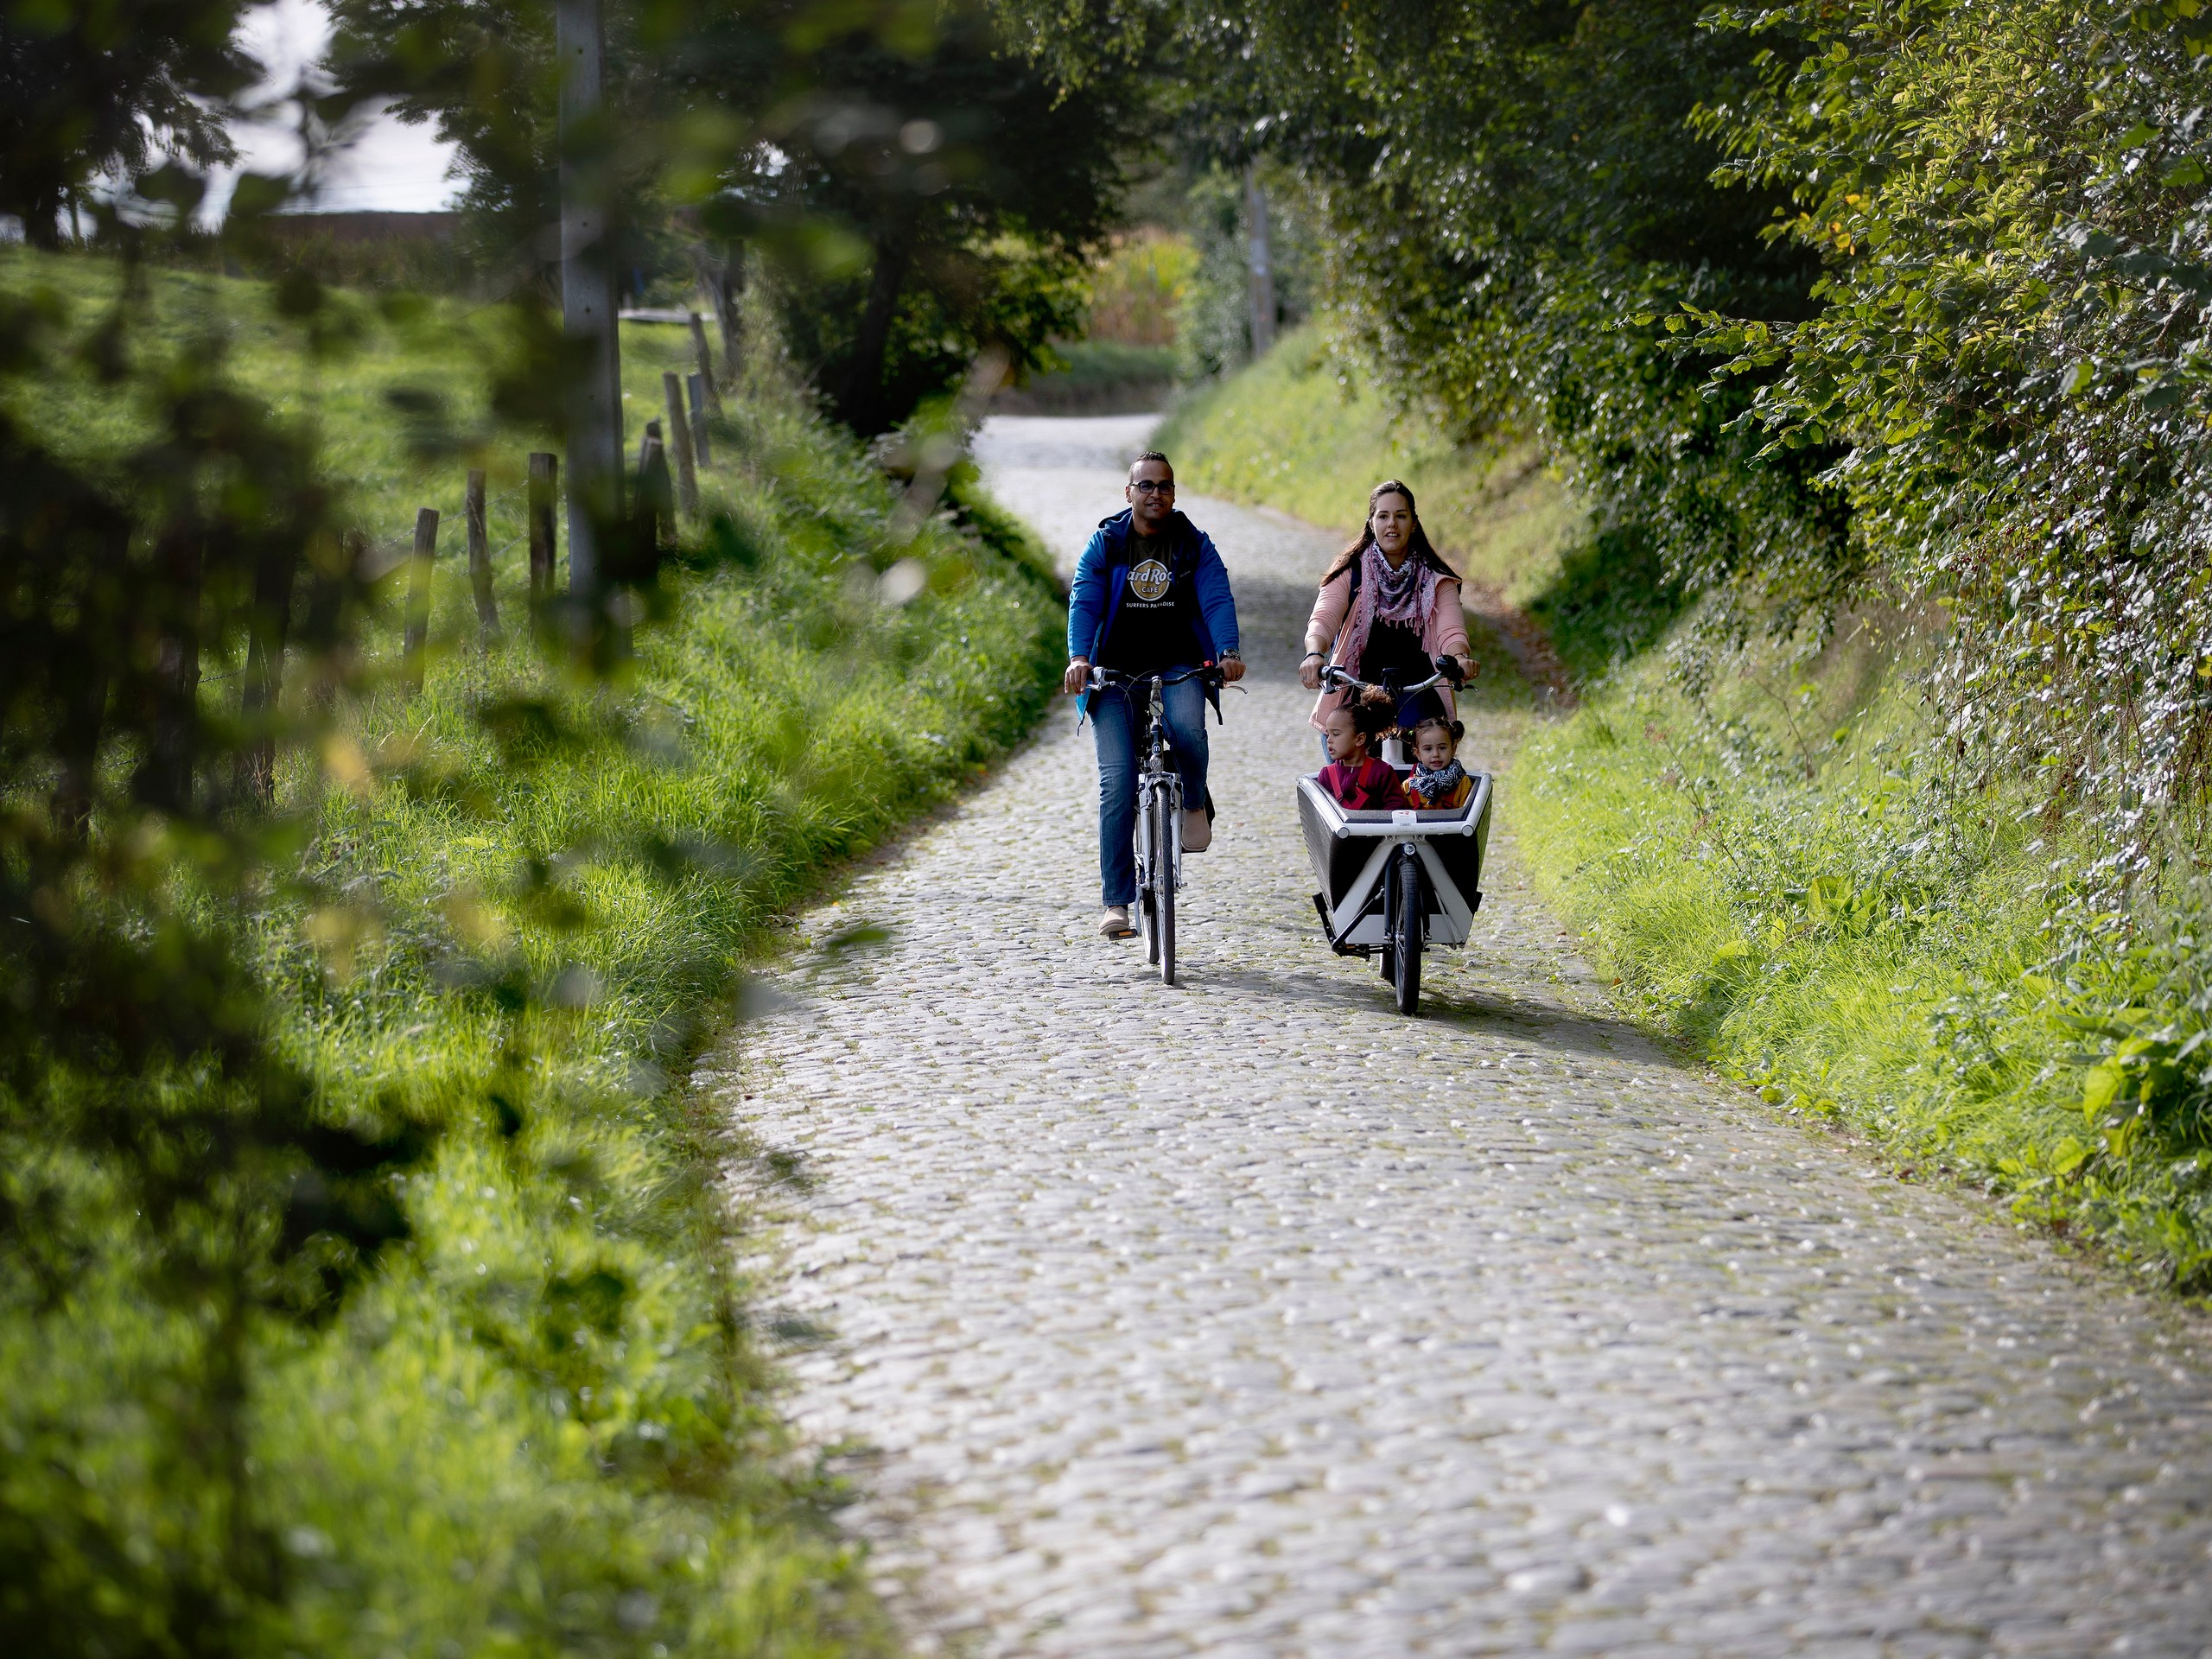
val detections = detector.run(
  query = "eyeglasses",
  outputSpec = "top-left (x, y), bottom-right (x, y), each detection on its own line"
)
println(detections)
top-left (1130, 479), bottom-right (1176, 495)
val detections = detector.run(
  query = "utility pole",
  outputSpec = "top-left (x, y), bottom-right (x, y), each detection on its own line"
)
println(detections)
top-left (556, 0), bottom-right (621, 600)
top-left (1244, 162), bottom-right (1277, 360)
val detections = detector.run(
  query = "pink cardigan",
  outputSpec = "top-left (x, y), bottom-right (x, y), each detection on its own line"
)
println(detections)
top-left (1304, 565), bottom-right (1471, 730)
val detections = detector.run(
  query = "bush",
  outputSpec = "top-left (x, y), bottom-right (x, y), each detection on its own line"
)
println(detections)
top-left (1692, 0), bottom-right (2212, 898)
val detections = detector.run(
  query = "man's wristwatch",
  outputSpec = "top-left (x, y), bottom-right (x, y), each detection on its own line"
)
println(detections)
top-left (1219, 650), bottom-right (1242, 663)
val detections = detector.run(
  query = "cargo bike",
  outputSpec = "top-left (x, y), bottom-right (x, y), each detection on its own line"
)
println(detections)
top-left (1298, 664), bottom-right (1494, 1016)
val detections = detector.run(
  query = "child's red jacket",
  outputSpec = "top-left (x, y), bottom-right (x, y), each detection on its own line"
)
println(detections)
top-left (1319, 758), bottom-right (1410, 811)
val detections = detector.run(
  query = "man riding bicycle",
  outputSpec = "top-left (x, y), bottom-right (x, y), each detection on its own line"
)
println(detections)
top-left (1065, 450), bottom-right (1245, 939)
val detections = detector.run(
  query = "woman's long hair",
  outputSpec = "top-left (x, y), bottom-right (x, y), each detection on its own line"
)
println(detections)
top-left (1321, 479), bottom-right (1457, 585)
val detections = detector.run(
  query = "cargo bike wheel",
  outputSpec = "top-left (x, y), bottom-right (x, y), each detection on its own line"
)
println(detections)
top-left (1384, 844), bottom-right (1424, 1016)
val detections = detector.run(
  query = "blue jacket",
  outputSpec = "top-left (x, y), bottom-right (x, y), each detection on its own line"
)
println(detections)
top-left (1068, 508), bottom-right (1240, 721)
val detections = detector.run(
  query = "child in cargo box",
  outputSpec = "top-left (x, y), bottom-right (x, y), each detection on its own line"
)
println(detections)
top-left (1318, 693), bottom-right (1409, 811)
top-left (1404, 714), bottom-right (1472, 810)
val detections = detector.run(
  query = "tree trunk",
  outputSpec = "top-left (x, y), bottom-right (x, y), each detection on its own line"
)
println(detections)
top-left (299, 531), bottom-right (359, 708)
top-left (134, 525), bottom-right (203, 814)
top-left (1244, 163), bottom-right (1277, 359)
top-left (836, 223), bottom-right (914, 436)
top-left (20, 182), bottom-right (65, 251)
top-left (51, 584), bottom-right (111, 838)
top-left (690, 244), bottom-right (743, 384)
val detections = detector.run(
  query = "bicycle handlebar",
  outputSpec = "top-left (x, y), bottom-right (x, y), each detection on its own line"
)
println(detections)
top-left (1320, 659), bottom-right (1460, 697)
top-left (1087, 664), bottom-right (1227, 690)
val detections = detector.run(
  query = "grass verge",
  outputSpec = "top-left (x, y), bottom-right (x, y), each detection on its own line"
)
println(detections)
top-left (1153, 324), bottom-right (1583, 603)
top-left (2, 247), bottom-right (1065, 1649)
top-left (995, 339), bottom-right (1176, 414)
top-left (1515, 631), bottom-right (2212, 1290)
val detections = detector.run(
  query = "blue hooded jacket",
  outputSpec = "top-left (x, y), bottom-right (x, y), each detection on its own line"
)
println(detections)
top-left (1067, 507), bottom-right (1240, 721)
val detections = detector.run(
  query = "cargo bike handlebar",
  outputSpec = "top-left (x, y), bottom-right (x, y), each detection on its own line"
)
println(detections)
top-left (1317, 658), bottom-right (1465, 700)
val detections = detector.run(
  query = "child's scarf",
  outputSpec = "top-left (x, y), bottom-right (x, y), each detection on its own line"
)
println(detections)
top-left (1408, 759), bottom-right (1468, 807)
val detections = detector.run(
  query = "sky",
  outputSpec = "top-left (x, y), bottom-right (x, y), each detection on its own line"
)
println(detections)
top-left (207, 0), bottom-right (462, 220)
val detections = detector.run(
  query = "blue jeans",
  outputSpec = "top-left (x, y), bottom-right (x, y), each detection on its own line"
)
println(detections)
top-left (1090, 673), bottom-right (1210, 907)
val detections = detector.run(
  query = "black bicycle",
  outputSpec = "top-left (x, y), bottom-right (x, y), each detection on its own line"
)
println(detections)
top-left (1089, 665), bottom-right (1224, 985)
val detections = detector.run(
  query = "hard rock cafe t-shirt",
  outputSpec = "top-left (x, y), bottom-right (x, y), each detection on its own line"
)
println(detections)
top-left (1099, 537), bottom-right (1200, 674)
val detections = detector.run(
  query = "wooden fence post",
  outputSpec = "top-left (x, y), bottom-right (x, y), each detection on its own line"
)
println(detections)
top-left (662, 371), bottom-right (700, 519)
top-left (687, 310), bottom-right (723, 416)
top-left (528, 453), bottom-right (557, 614)
top-left (466, 468), bottom-right (499, 643)
top-left (686, 373), bottom-right (712, 466)
top-left (234, 536), bottom-right (301, 802)
top-left (403, 507), bottom-right (439, 694)
top-left (302, 531), bottom-right (359, 707)
top-left (636, 433), bottom-right (673, 551)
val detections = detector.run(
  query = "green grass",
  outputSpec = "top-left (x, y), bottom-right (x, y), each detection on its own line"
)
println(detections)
top-left (1160, 327), bottom-right (2212, 1291)
top-left (1000, 339), bottom-right (1177, 413)
top-left (2, 247), bottom-right (1066, 1650)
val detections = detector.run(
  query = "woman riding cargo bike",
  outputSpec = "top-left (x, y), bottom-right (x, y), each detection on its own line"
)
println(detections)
top-left (1297, 479), bottom-right (1491, 1016)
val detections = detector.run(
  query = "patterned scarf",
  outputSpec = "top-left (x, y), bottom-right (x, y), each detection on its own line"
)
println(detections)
top-left (1407, 759), bottom-right (1468, 807)
top-left (1363, 540), bottom-right (1440, 626)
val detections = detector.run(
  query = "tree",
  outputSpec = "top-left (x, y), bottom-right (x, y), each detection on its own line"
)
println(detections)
top-left (751, 8), bottom-right (1144, 432)
top-left (1000, 0), bottom-right (1851, 647)
top-left (0, 0), bottom-right (253, 245)
top-left (332, 0), bottom-right (1148, 433)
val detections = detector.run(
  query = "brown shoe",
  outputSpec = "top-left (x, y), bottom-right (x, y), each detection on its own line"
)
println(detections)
top-left (1099, 906), bottom-right (1135, 938)
top-left (1181, 808), bottom-right (1211, 852)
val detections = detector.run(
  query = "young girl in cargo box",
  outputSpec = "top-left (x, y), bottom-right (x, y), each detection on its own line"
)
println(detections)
top-left (1317, 693), bottom-right (1410, 811)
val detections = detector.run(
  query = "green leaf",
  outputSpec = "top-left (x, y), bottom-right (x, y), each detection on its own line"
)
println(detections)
top-left (1806, 874), bottom-right (1854, 920)
top-left (2119, 122), bottom-right (2161, 151)
top-left (2082, 1059), bottom-right (2127, 1116)
top-left (2163, 157), bottom-right (2208, 188)
top-left (2061, 359), bottom-right (2095, 397)
top-left (2051, 1135), bottom-right (2091, 1176)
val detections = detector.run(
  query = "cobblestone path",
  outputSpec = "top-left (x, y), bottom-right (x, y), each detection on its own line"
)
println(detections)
top-left (702, 415), bottom-right (2212, 1656)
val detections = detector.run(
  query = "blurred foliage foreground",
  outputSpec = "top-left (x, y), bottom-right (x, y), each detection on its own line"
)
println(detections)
top-left (0, 242), bottom-right (1062, 1655)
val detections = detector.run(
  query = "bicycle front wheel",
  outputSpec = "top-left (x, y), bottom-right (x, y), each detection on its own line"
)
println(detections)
top-left (1135, 785), bottom-right (1160, 966)
top-left (1393, 847), bottom-right (1424, 1015)
top-left (1157, 796), bottom-right (1179, 986)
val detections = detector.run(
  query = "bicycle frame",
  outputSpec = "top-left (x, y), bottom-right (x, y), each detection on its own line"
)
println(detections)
top-left (1088, 665), bottom-right (1221, 984)
top-left (1088, 666), bottom-right (1215, 849)
top-left (1134, 680), bottom-right (1183, 896)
